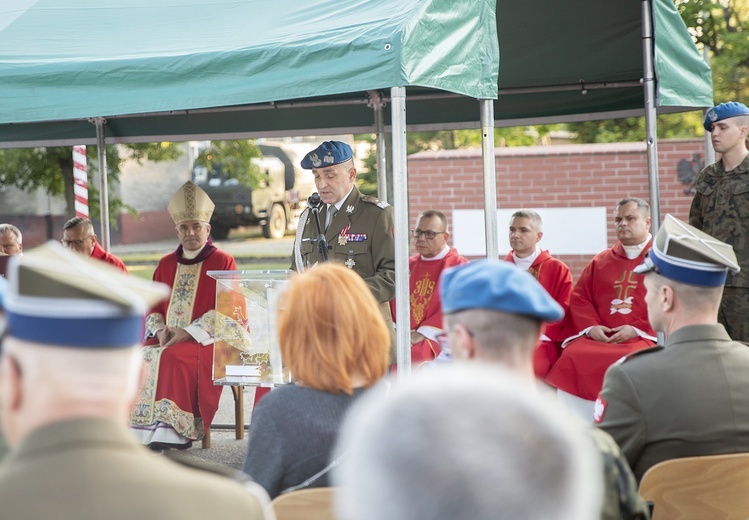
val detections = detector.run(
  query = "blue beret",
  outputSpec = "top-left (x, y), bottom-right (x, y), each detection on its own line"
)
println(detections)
top-left (440, 260), bottom-right (564, 322)
top-left (300, 141), bottom-right (353, 169)
top-left (703, 102), bottom-right (749, 131)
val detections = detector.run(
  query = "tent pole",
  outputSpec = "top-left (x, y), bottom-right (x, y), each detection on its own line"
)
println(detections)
top-left (369, 90), bottom-right (389, 202)
top-left (641, 0), bottom-right (661, 232)
top-left (480, 100), bottom-right (498, 260)
top-left (391, 86), bottom-right (411, 380)
top-left (701, 42), bottom-right (716, 166)
top-left (93, 117), bottom-right (111, 251)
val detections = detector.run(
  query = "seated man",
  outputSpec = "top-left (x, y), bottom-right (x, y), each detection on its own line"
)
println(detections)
top-left (0, 243), bottom-right (267, 519)
top-left (597, 215), bottom-right (749, 481)
top-left (547, 198), bottom-right (656, 420)
top-left (0, 223), bottom-right (23, 256)
top-left (62, 217), bottom-right (127, 271)
top-left (131, 181), bottom-right (244, 449)
top-left (503, 209), bottom-right (573, 378)
top-left (390, 210), bottom-right (468, 367)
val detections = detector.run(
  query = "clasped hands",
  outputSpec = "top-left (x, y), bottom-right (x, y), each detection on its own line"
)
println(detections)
top-left (155, 326), bottom-right (192, 347)
top-left (587, 325), bottom-right (637, 343)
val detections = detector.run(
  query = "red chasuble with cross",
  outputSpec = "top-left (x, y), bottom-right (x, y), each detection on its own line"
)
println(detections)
top-left (546, 241), bottom-right (656, 400)
top-left (390, 248), bottom-right (469, 366)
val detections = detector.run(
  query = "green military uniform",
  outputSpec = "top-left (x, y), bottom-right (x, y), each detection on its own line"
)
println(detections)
top-left (588, 427), bottom-right (650, 520)
top-left (0, 417), bottom-right (267, 520)
top-left (292, 186), bottom-right (396, 354)
top-left (689, 154), bottom-right (749, 342)
top-left (597, 324), bottom-right (749, 481)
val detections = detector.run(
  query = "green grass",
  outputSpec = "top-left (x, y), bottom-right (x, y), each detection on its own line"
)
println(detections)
top-left (128, 260), bottom-right (291, 280)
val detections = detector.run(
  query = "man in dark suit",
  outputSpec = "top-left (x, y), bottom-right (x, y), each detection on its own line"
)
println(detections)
top-left (0, 242), bottom-right (268, 520)
top-left (596, 215), bottom-right (749, 481)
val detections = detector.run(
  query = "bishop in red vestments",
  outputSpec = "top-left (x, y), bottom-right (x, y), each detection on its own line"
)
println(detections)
top-left (547, 199), bottom-right (657, 411)
top-left (390, 210), bottom-right (468, 366)
top-left (131, 181), bottom-right (246, 448)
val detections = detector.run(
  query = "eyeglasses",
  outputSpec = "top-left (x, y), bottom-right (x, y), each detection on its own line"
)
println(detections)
top-left (411, 229), bottom-right (446, 239)
top-left (61, 235), bottom-right (93, 248)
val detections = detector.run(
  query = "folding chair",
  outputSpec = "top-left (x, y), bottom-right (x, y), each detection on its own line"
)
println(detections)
top-left (639, 452), bottom-right (749, 519)
top-left (270, 487), bottom-right (336, 520)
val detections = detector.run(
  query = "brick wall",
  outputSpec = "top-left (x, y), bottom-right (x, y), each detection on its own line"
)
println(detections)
top-left (407, 139), bottom-right (704, 280)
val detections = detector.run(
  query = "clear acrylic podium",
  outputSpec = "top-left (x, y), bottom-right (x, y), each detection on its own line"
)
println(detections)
top-left (208, 269), bottom-right (293, 387)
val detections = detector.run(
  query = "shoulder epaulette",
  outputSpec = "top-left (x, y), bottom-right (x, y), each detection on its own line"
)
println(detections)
top-left (615, 345), bottom-right (664, 366)
top-left (361, 195), bottom-right (390, 209)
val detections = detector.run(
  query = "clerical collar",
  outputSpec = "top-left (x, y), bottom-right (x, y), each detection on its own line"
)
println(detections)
top-left (622, 234), bottom-right (652, 259)
top-left (182, 244), bottom-right (205, 260)
top-left (513, 247), bottom-right (541, 271)
top-left (328, 186), bottom-right (355, 213)
top-left (421, 245), bottom-right (450, 261)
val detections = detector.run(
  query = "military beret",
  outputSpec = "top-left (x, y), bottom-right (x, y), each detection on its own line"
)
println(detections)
top-left (440, 260), bottom-right (564, 322)
top-left (300, 141), bottom-right (353, 169)
top-left (703, 101), bottom-right (749, 131)
top-left (3, 241), bottom-right (169, 348)
top-left (634, 214), bottom-right (739, 287)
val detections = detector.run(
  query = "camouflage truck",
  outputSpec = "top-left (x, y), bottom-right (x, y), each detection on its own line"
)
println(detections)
top-left (194, 144), bottom-right (315, 239)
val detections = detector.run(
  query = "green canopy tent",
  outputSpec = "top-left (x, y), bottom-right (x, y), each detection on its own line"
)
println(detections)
top-left (0, 0), bottom-right (712, 373)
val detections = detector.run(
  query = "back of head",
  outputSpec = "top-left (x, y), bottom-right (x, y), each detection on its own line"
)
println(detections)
top-left (333, 365), bottom-right (601, 520)
top-left (277, 263), bottom-right (389, 393)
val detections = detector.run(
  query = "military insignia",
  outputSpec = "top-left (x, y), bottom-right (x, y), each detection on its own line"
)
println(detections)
top-left (593, 396), bottom-right (607, 423)
top-left (708, 109), bottom-right (718, 122)
top-left (346, 233), bottom-right (367, 242)
top-left (323, 153), bottom-right (335, 164)
top-left (338, 234), bottom-right (348, 246)
top-left (346, 205), bottom-right (355, 214)
top-left (310, 153), bottom-right (322, 168)
top-left (376, 200), bottom-right (390, 209)
top-left (345, 257), bottom-right (356, 269)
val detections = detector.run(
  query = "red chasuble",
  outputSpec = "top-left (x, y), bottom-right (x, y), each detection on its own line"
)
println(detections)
top-left (134, 247), bottom-right (236, 440)
top-left (546, 241), bottom-right (656, 400)
top-left (504, 250), bottom-right (573, 378)
top-left (390, 248), bottom-right (469, 366)
top-left (90, 242), bottom-right (128, 272)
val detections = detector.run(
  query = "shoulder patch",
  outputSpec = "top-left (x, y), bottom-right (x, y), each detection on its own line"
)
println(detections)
top-left (361, 194), bottom-right (390, 208)
top-left (616, 345), bottom-right (664, 365)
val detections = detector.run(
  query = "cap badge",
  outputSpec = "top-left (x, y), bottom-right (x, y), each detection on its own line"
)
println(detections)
top-left (310, 153), bottom-right (322, 168)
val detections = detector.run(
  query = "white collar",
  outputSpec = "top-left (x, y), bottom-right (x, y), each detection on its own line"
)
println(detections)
top-left (182, 243), bottom-right (206, 260)
top-left (420, 245), bottom-right (451, 261)
top-left (622, 234), bottom-right (652, 259)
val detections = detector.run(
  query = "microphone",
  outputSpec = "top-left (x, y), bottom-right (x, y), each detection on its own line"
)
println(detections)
top-left (308, 192), bottom-right (323, 209)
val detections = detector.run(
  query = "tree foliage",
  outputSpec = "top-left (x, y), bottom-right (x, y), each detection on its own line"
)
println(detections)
top-left (0, 143), bottom-right (182, 220)
top-left (192, 140), bottom-right (264, 188)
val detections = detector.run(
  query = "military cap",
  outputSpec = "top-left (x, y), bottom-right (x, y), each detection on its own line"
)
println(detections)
top-left (300, 141), bottom-right (353, 169)
top-left (703, 101), bottom-right (749, 131)
top-left (2, 241), bottom-right (169, 348)
top-left (634, 214), bottom-right (739, 287)
top-left (440, 260), bottom-right (564, 322)
top-left (168, 180), bottom-right (215, 225)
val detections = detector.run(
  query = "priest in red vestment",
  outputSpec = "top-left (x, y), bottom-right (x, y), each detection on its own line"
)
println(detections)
top-left (503, 210), bottom-right (573, 379)
top-left (546, 198), bottom-right (657, 420)
top-left (62, 217), bottom-right (127, 272)
top-left (390, 210), bottom-right (469, 367)
top-left (130, 181), bottom-right (245, 449)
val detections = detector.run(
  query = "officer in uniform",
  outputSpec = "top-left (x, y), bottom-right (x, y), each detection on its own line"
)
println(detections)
top-left (689, 101), bottom-right (749, 342)
top-left (292, 141), bottom-right (395, 352)
top-left (596, 215), bottom-right (749, 481)
top-left (0, 243), bottom-right (269, 520)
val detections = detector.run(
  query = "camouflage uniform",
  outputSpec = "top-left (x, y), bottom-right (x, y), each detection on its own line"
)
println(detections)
top-left (689, 154), bottom-right (749, 342)
top-left (589, 428), bottom-right (650, 520)
top-left (292, 186), bottom-right (396, 357)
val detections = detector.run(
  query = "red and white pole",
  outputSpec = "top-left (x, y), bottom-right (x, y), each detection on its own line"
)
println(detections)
top-left (73, 145), bottom-right (89, 218)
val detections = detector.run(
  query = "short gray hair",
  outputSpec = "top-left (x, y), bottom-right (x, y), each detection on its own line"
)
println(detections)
top-left (0, 223), bottom-right (22, 244)
top-left (510, 209), bottom-right (543, 232)
top-left (334, 365), bottom-right (602, 520)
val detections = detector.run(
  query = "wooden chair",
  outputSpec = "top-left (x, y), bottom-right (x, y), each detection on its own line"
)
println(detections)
top-left (269, 487), bottom-right (336, 520)
top-left (639, 453), bottom-right (749, 519)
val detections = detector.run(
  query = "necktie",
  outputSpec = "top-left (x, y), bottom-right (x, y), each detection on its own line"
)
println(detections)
top-left (325, 206), bottom-right (337, 231)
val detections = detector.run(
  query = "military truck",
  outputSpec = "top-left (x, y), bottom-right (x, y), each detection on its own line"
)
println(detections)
top-left (193, 144), bottom-right (315, 239)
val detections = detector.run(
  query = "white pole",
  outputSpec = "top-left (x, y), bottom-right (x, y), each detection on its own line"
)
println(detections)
top-left (391, 86), bottom-right (411, 380)
top-left (641, 0), bottom-right (661, 233)
top-left (94, 117), bottom-right (111, 251)
top-left (480, 100), bottom-right (498, 260)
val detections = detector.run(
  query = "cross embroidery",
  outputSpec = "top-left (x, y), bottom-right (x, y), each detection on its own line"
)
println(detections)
top-left (613, 270), bottom-right (639, 301)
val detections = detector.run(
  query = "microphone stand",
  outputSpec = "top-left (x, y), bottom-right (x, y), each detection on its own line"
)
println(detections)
top-left (307, 193), bottom-right (329, 262)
